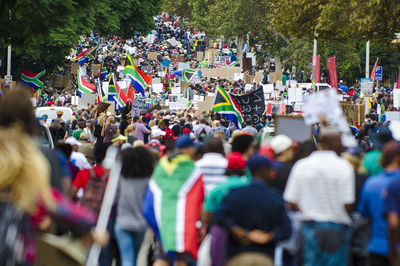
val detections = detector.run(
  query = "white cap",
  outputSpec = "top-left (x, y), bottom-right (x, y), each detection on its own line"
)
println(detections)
top-left (152, 128), bottom-right (166, 138)
top-left (65, 136), bottom-right (82, 146)
top-left (270, 135), bottom-right (293, 155)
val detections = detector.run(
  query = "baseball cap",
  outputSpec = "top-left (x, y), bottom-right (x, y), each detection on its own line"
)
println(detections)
top-left (182, 128), bottom-right (192, 134)
top-left (145, 113), bottom-right (152, 119)
top-left (112, 134), bottom-right (128, 143)
top-left (270, 135), bottom-right (293, 155)
top-left (152, 128), bottom-right (166, 138)
top-left (226, 152), bottom-right (246, 170)
top-left (175, 135), bottom-right (194, 149)
top-left (65, 137), bottom-right (82, 146)
top-left (247, 153), bottom-right (272, 173)
top-left (79, 132), bottom-right (90, 141)
top-left (164, 115), bottom-right (172, 120)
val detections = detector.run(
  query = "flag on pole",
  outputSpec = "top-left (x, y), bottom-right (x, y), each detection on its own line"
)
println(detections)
top-left (127, 81), bottom-right (135, 102)
top-left (370, 58), bottom-right (379, 92)
top-left (212, 86), bottom-right (244, 128)
top-left (124, 53), bottom-right (146, 97)
top-left (99, 61), bottom-right (108, 81)
top-left (77, 72), bottom-right (96, 94)
top-left (21, 69), bottom-right (46, 88)
top-left (327, 56), bottom-right (338, 90)
top-left (97, 81), bottom-right (107, 104)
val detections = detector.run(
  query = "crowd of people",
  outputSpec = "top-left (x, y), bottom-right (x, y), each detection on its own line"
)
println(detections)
top-left (2, 12), bottom-right (400, 266)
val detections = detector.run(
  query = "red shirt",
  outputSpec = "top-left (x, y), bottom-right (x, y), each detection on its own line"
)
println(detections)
top-left (72, 165), bottom-right (107, 190)
top-left (163, 127), bottom-right (174, 141)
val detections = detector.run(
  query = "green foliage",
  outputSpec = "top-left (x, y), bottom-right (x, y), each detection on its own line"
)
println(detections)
top-left (0, 0), bottom-right (161, 76)
top-left (269, 0), bottom-right (400, 41)
top-left (163, 0), bottom-right (192, 19)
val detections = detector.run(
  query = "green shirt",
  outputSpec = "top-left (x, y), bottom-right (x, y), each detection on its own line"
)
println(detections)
top-left (204, 175), bottom-right (249, 212)
top-left (363, 150), bottom-right (382, 176)
top-left (72, 129), bottom-right (84, 140)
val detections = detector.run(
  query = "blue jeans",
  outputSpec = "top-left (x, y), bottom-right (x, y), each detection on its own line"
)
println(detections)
top-left (301, 221), bottom-right (351, 266)
top-left (114, 223), bottom-right (145, 266)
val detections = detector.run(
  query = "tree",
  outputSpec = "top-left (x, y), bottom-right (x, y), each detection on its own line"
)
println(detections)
top-left (163, 0), bottom-right (192, 19)
top-left (269, 0), bottom-right (400, 42)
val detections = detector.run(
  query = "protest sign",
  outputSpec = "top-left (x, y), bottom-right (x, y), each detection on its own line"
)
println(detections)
top-left (78, 93), bottom-right (96, 109)
top-left (385, 111), bottom-right (400, 122)
top-left (178, 62), bottom-right (190, 70)
top-left (171, 87), bottom-right (181, 96)
top-left (393, 89), bottom-right (400, 108)
top-left (232, 87), bottom-right (265, 124)
top-left (234, 73), bottom-right (244, 81)
top-left (263, 84), bottom-right (274, 94)
top-left (50, 76), bottom-right (70, 88)
top-left (360, 78), bottom-right (373, 95)
top-left (197, 52), bottom-right (204, 61)
top-left (275, 116), bottom-right (312, 142)
top-left (131, 98), bottom-right (144, 117)
top-left (92, 64), bottom-right (101, 76)
top-left (148, 52), bottom-right (158, 61)
top-left (71, 63), bottom-right (79, 75)
top-left (303, 88), bottom-right (356, 147)
top-left (340, 102), bottom-right (365, 125)
top-left (198, 96), bottom-right (214, 113)
top-left (255, 71), bottom-right (264, 83)
top-left (71, 96), bottom-right (79, 106)
top-left (152, 84), bottom-right (163, 94)
top-left (96, 102), bottom-right (111, 114)
top-left (245, 84), bottom-right (253, 92)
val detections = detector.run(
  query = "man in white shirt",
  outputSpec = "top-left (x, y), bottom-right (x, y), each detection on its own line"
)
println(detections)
top-left (195, 137), bottom-right (228, 195)
top-left (284, 129), bottom-right (354, 266)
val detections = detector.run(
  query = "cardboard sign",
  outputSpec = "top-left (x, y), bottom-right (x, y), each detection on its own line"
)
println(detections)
top-left (92, 64), bottom-right (101, 76)
top-left (96, 102), bottom-right (111, 114)
top-left (232, 87), bottom-right (265, 124)
top-left (340, 102), bottom-right (365, 125)
top-left (148, 51), bottom-right (158, 61)
top-left (197, 96), bottom-right (214, 113)
top-left (78, 93), bottom-right (96, 109)
top-left (197, 51), bottom-right (204, 61)
top-left (234, 73), bottom-right (244, 81)
top-left (71, 63), bottom-right (79, 75)
top-left (50, 76), bottom-right (70, 88)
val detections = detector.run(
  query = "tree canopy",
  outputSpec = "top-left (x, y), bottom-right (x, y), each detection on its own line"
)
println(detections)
top-left (0, 0), bottom-right (161, 76)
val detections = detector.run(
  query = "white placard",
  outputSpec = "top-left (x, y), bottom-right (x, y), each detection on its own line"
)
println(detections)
top-left (71, 96), bottom-right (79, 105)
top-left (394, 89), bottom-right (400, 108)
top-left (245, 84), bottom-right (253, 92)
top-left (79, 66), bottom-right (87, 76)
top-left (198, 96), bottom-right (205, 102)
top-left (288, 87), bottom-right (296, 104)
top-left (234, 73), bottom-right (244, 81)
top-left (171, 87), bottom-right (181, 95)
top-left (207, 93), bottom-right (215, 97)
top-left (152, 84), bottom-right (163, 94)
top-left (277, 85), bottom-right (285, 92)
top-left (178, 62), bottom-right (190, 70)
top-left (31, 98), bottom-right (37, 107)
top-left (102, 82), bottom-right (109, 95)
top-left (263, 84), bottom-right (274, 94)
top-left (117, 66), bottom-right (124, 72)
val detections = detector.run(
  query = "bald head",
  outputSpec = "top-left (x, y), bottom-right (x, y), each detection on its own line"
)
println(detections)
top-left (318, 128), bottom-right (343, 155)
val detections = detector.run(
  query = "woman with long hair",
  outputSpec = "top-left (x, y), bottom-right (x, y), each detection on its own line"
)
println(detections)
top-left (102, 116), bottom-right (118, 144)
top-left (84, 120), bottom-right (96, 143)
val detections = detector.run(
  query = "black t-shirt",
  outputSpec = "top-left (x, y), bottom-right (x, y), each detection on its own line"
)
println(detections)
top-left (270, 161), bottom-right (293, 194)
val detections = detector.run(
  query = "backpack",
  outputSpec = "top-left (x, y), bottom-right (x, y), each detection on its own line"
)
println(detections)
top-left (80, 168), bottom-right (108, 214)
top-left (198, 127), bottom-right (208, 142)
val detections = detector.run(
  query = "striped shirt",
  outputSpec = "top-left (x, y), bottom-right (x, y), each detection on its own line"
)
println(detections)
top-left (195, 153), bottom-right (228, 195)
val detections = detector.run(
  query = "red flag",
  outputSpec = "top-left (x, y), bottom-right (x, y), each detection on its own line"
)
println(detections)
top-left (267, 103), bottom-right (272, 115)
top-left (316, 55), bottom-right (320, 83)
top-left (396, 68), bottom-right (400, 89)
top-left (127, 81), bottom-right (135, 102)
top-left (327, 56), bottom-right (338, 90)
top-left (370, 58), bottom-right (378, 91)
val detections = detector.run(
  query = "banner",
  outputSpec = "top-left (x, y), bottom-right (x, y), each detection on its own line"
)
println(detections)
top-left (370, 58), bottom-right (378, 91)
top-left (232, 87), bottom-right (265, 124)
top-left (327, 56), bottom-right (338, 90)
top-left (397, 68), bottom-right (400, 89)
top-left (131, 98), bottom-right (145, 117)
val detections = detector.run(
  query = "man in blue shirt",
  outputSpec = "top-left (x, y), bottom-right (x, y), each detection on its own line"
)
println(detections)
top-left (214, 154), bottom-right (291, 265)
top-left (358, 140), bottom-right (400, 265)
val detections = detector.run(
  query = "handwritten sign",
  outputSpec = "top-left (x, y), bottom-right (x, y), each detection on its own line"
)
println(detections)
top-left (232, 87), bottom-right (265, 124)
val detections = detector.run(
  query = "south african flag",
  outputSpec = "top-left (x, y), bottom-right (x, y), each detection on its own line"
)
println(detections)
top-left (21, 69), bottom-right (46, 88)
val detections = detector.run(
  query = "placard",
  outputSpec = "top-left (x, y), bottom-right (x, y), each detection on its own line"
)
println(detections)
top-left (197, 96), bottom-right (214, 113)
top-left (92, 64), bottom-right (101, 76)
top-left (234, 73), bottom-right (244, 81)
top-left (148, 51), bottom-right (158, 61)
top-left (131, 98), bottom-right (144, 117)
top-left (78, 94), bottom-right (96, 109)
top-left (152, 84), bottom-right (163, 94)
top-left (232, 87), bottom-right (265, 124)
top-left (263, 84), bottom-right (274, 94)
top-left (340, 102), bottom-right (365, 125)
top-left (171, 87), bottom-right (181, 95)
top-left (71, 63), bottom-right (79, 75)
top-left (394, 89), bottom-right (400, 108)
top-left (275, 116), bottom-right (312, 142)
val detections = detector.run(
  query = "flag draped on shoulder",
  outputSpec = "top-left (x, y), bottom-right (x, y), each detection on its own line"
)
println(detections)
top-left (21, 69), bottom-right (46, 88)
top-left (77, 72), bottom-right (95, 94)
top-left (212, 86), bottom-right (244, 128)
top-left (124, 53), bottom-right (146, 97)
top-left (142, 154), bottom-right (204, 259)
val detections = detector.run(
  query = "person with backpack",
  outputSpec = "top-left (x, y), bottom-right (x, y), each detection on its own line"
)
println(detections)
top-left (194, 117), bottom-right (212, 141)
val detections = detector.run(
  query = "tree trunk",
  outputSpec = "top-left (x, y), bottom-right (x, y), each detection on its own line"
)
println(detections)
top-left (274, 54), bottom-right (283, 72)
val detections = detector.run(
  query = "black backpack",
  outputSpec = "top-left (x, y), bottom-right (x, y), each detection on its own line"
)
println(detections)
top-left (198, 127), bottom-right (208, 142)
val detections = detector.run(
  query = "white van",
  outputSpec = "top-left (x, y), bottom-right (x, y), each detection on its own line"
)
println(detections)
top-left (298, 83), bottom-right (332, 91)
top-left (35, 107), bottom-right (73, 122)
